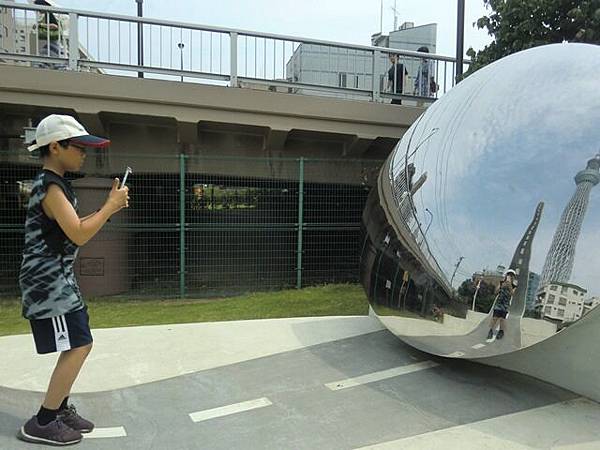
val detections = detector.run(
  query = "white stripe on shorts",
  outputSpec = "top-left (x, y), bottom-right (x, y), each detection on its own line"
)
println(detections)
top-left (53, 315), bottom-right (72, 352)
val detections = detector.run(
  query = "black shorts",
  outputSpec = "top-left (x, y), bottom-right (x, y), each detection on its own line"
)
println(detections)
top-left (493, 309), bottom-right (508, 319)
top-left (29, 306), bottom-right (93, 354)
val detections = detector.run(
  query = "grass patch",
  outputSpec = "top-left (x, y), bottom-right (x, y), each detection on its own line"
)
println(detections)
top-left (0, 283), bottom-right (369, 337)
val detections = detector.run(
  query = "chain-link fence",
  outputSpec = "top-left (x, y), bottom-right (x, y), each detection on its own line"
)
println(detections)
top-left (0, 151), bottom-right (383, 299)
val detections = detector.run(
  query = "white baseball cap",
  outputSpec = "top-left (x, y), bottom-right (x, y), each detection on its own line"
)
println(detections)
top-left (27, 114), bottom-right (110, 152)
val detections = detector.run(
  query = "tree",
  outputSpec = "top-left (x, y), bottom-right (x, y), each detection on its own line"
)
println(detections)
top-left (457, 278), bottom-right (498, 312)
top-left (465, 0), bottom-right (600, 77)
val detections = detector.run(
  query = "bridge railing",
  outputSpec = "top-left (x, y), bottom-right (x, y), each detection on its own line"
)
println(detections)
top-left (0, 1), bottom-right (468, 104)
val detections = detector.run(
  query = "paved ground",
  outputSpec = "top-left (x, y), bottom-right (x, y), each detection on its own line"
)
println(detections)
top-left (1, 317), bottom-right (599, 449)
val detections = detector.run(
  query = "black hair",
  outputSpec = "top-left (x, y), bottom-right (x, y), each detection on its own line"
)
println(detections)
top-left (37, 139), bottom-right (71, 159)
top-left (417, 46), bottom-right (430, 53)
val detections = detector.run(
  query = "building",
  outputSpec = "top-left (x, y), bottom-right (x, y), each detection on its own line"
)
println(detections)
top-left (583, 296), bottom-right (600, 316)
top-left (525, 272), bottom-right (540, 311)
top-left (0, 0), bottom-right (16, 55)
top-left (371, 21), bottom-right (438, 85)
top-left (285, 22), bottom-right (437, 101)
top-left (472, 265), bottom-right (505, 287)
top-left (537, 282), bottom-right (587, 323)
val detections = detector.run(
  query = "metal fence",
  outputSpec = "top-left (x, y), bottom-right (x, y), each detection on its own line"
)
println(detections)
top-left (0, 1), bottom-right (468, 104)
top-left (0, 152), bottom-right (383, 299)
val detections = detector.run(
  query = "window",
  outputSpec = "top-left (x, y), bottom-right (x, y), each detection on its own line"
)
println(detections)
top-left (561, 286), bottom-right (568, 294)
top-left (545, 306), bottom-right (552, 315)
top-left (558, 309), bottom-right (565, 317)
top-left (548, 294), bottom-right (555, 303)
top-left (559, 297), bottom-right (567, 306)
top-left (550, 285), bottom-right (557, 291)
top-left (338, 73), bottom-right (347, 87)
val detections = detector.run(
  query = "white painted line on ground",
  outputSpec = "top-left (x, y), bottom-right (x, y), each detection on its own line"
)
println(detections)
top-left (353, 398), bottom-right (600, 450)
top-left (189, 397), bottom-right (273, 423)
top-left (325, 361), bottom-right (439, 391)
top-left (83, 427), bottom-right (127, 439)
top-left (442, 351), bottom-right (465, 357)
top-left (471, 343), bottom-right (486, 349)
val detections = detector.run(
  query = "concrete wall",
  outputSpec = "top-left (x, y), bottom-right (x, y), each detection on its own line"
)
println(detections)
top-left (0, 64), bottom-right (424, 182)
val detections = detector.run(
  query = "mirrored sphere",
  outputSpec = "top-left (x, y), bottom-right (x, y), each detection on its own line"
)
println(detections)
top-left (361, 43), bottom-right (600, 360)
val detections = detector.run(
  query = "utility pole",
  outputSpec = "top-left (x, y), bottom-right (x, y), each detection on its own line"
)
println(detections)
top-left (456, 0), bottom-right (465, 82)
top-left (380, 0), bottom-right (384, 34)
top-left (450, 256), bottom-right (464, 287)
top-left (136, 0), bottom-right (144, 78)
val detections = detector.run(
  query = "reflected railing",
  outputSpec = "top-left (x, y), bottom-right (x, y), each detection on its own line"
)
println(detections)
top-left (0, 1), bottom-right (468, 104)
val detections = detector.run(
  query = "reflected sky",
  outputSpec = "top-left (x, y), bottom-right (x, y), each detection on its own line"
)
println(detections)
top-left (390, 43), bottom-right (600, 296)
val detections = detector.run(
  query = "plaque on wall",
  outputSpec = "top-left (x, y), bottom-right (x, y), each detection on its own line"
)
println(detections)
top-left (80, 258), bottom-right (105, 276)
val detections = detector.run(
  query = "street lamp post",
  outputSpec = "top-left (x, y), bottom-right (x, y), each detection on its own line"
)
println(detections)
top-left (136, 0), bottom-right (144, 78)
top-left (178, 42), bottom-right (184, 82)
top-left (456, 0), bottom-right (465, 82)
top-left (418, 208), bottom-right (434, 246)
top-left (423, 208), bottom-right (433, 237)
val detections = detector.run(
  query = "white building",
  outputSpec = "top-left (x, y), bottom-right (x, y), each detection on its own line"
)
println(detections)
top-left (285, 22), bottom-right (437, 101)
top-left (0, 0), bottom-right (16, 55)
top-left (537, 282), bottom-right (587, 323)
top-left (583, 296), bottom-right (600, 316)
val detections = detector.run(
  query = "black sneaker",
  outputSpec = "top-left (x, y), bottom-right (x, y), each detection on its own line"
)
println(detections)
top-left (58, 405), bottom-right (94, 433)
top-left (17, 416), bottom-right (82, 446)
top-left (497, 330), bottom-right (504, 340)
top-left (487, 329), bottom-right (494, 340)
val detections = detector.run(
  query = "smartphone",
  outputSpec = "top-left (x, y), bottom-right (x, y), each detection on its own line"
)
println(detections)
top-left (120, 166), bottom-right (133, 189)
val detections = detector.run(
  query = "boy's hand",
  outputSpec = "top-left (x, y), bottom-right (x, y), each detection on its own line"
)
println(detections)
top-left (106, 178), bottom-right (130, 214)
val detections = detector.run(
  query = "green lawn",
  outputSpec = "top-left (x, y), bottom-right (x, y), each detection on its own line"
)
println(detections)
top-left (0, 283), bottom-right (369, 337)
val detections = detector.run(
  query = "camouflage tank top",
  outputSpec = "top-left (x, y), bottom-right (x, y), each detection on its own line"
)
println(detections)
top-left (19, 169), bottom-right (84, 320)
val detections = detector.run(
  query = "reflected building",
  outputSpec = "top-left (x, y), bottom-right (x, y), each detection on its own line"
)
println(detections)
top-left (540, 155), bottom-right (600, 286)
top-left (473, 266), bottom-right (505, 286)
top-left (583, 297), bottom-right (600, 316)
top-left (538, 282), bottom-right (587, 323)
top-left (525, 272), bottom-right (540, 311)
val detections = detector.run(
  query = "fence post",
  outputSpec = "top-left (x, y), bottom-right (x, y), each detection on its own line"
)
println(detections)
top-left (68, 13), bottom-right (79, 71)
top-left (372, 49), bottom-right (381, 102)
top-left (230, 32), bottom-right (238, 87)
top-left (179, 153), bottom-right (186, 298)
top-left (296, 157), bottom-right (304, 289)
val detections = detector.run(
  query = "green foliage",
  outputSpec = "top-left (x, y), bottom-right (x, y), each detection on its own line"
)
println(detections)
top-left (465, 0), bottom-right (600, 77)
top-left (457, 278), bottom-right (497, 312)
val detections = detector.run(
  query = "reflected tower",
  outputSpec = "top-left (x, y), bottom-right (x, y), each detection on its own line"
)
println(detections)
top-left (541, 155), bottom-right (600, 286)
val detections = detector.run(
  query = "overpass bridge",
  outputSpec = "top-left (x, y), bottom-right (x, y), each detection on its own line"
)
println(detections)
top-left (0, 0), bottom-right (465, 181)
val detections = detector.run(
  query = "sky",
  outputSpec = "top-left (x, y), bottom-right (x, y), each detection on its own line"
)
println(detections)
top-left (33, 0), bottom-right (493, 58)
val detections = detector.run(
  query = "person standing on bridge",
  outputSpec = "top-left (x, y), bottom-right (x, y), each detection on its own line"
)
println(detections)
top-left (487, 269), bottom-right (517, 340)
top-left (386, 53), bottom-right (408, 105)
top-left (17, 115), bottom-right (129, 446)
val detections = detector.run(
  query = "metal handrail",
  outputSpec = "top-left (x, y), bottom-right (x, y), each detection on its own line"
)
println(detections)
top-left (0, 1), bottom-right (467, 62)
top-left (0, 1), bottom-right (469, 102)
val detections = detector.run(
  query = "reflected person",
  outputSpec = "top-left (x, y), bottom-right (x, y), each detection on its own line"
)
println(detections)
top-left (487, 269), bottom-right (517, 340)
top-left (387, 54), bottom-right (408, 105)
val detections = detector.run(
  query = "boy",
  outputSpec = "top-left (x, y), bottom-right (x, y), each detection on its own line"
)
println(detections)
top-left (17, 114), bottom-right (129, 446)
top-left (487, 269), bottom-right (517, 340)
